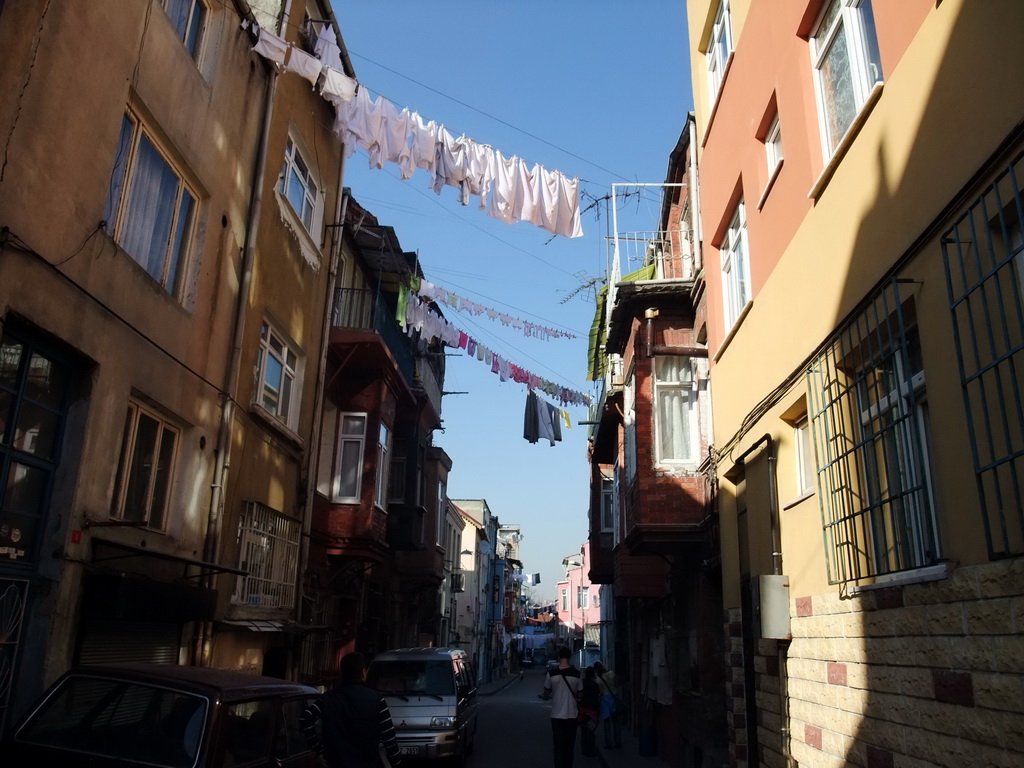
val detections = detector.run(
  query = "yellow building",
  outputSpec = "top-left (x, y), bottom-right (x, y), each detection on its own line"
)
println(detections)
top-left (687, 0), bottom-right (1024, 765)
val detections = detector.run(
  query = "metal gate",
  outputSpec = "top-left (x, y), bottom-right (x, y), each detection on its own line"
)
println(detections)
top-left (0, 578), bottom-right (29, 734)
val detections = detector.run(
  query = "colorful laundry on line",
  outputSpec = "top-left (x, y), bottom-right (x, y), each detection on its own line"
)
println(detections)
top-left (402, 297), bottom-right (591, 407)
top-left (416, 280), bottom-right (576, 341)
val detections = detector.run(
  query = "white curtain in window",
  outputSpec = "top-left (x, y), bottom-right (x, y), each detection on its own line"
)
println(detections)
top-left (656, 357), bottom-right (693, 461)
top-left (121, 134), bottom-right (180, 282)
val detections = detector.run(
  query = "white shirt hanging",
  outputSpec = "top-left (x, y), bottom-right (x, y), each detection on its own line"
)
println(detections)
top-left (320, 67), bottom-right (356, 104)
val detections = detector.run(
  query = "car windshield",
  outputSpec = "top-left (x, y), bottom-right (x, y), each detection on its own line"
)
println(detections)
top-left (16, 675), bottom-right (207, 768)
top-left (366, 660), bottom-right (455, 697)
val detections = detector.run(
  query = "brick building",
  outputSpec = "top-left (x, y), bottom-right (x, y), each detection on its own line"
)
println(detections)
top-left (587, 113), bottom-right (727, 766)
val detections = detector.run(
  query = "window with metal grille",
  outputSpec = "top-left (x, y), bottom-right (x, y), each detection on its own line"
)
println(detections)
top-left (806, 280), bottom-right (939, 584)
top-left (233, 502), bottom-right (300, 608)
top-left (941, 150), bottom-right (1024, 559)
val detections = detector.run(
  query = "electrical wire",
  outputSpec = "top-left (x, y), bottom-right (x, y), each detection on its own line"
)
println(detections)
top-left (214, 0), bottom-right (665, 208)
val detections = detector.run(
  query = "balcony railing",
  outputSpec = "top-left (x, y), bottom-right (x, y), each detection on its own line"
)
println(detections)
top-left (610, 229), bottom-right (694, 283)
top-left (332, 288), bottom-right (414, 383)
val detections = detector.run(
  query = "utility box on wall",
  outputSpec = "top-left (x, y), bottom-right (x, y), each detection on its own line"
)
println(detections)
top-left (755, 574), bottom-right (791, 640)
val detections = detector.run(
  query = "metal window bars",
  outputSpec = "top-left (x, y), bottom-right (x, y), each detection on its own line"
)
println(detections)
top-left (233, 502), bottom-right (300, 608)
top-left (941, 149), bottom-right (1024, 560)
top-left (806, 278), bottom-right (939, 584)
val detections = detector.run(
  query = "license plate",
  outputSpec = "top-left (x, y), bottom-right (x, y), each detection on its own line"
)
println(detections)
top-left (400, 747), bottom-right (420, 756)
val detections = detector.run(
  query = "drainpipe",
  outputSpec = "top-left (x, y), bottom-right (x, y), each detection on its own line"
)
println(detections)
top-left (644, 308), bottom-right (658, 357)
top-left (195, 54), bottom-right (279, 667)
top-left (687, 115), bottom-right (702, 274)
top-left (732, 434), bottom-right (780, 576)
top-left (731, 433), bottom-right (792, 765)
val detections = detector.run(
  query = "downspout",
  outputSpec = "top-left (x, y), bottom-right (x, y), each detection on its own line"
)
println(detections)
top-left (688, 114), bottom-right (703, 275)
top-left (731, 433), bottom-right (792, 766)
top-left (644, 308), bottom-right (658, 358)
top-left (196, 60), bottom-right (279, 667)
top-left (732, 433), bottom-right (780, 576)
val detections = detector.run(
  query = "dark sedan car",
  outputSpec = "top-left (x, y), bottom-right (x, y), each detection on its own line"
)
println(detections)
top-left (2, 662), bottom-right (322, 768)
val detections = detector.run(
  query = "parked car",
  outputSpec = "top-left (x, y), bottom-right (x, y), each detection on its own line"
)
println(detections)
top-left (366, 647), bottom-right (478, 765)
top-left (1, 662), bottom-right (321, 768)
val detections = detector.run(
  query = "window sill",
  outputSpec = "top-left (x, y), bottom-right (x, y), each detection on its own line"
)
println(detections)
top-left (781, 488), bottom-right (814, 511)
top-left (274, 190), bottom-right (323, 271)
top-left (756, 159), bottom-right (784, 211)
top-left (701, 52), bottom-right (735, 147)
top-left (712, 300), bottom-right (753, 362)
top-left (808, 82), bottom-right (884, 201)
top-left (248, 403), bottom-right (304, 451)
top-left (847, 562), bottom-right (952, 594)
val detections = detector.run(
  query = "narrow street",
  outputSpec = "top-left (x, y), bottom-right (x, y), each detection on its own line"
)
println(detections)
top-left (404, 669), bottom-right (603, 768)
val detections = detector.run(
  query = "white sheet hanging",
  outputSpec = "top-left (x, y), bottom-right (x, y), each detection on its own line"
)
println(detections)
top-left (284, 46), bottom-right (322, 87)
top-left (253, 28), bottom-right (287, 66)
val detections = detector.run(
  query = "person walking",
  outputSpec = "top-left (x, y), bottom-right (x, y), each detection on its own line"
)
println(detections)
top-left (593, 661), bottom-right (622, 749)
top-left (301, 652), bottom-right (403, 768)
top-left (540, 645), bottom-right (582, 768)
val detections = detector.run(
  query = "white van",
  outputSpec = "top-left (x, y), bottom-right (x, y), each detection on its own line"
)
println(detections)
top-left (366, 648), bottom-right (478, 765)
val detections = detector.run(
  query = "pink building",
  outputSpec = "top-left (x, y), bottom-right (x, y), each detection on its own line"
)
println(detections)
top-left (555, 542), bottom-right (601, 635)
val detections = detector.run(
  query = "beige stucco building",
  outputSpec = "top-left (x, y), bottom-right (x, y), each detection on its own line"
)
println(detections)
top-left (687, 0), bottom-right (1024, 765)
top-left (0, 0), bottom-right (350, 728)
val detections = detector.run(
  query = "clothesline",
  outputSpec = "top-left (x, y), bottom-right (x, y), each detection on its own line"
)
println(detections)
top-left (249, 22), bottom-right (584, 240)
top-left (402, 296), bottom-right (591, 407)
top-left (416, 279), bottom-right (577, 341)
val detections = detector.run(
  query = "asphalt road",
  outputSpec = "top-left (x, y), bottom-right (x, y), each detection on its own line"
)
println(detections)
top-left (402, 668), bottom-right (603, 768)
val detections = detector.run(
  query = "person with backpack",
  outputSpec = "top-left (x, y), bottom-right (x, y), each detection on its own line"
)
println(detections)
top-left (540, 645), bottom-right (583, 768)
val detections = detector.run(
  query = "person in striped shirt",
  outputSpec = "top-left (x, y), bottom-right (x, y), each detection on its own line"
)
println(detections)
top-left (301, 652), bottom-right (403, 768)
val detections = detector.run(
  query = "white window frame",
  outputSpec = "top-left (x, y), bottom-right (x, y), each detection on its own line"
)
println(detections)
top-left (375, 421), bottom-right (391, 509)
top-left (765, 114), bottom-right (783, 177)
top-left (255, 321), bottom-right (301, 429)
top-left (334, 412), bottom-right (367, 502)
top-left (280, 136), bottom-right (321, 235)
top-left (437, 480), bottom-right (446, 546)
top-left (809, 0), bottom-right (883, 159)
top-left (854, 334), bottom-right (936, 572)
top-left (794, 416), bottom-right (814, 496)
top-left (104, 111), bottom-right (198, 297)
top-left (560, 588), bottom-right (568, 613)
top-left (577, 586), bottom-right (589, 610)
top-left (233, 501), bottom-right (300, 608)
top-left (654, 355), bottom-right (698, 465)
top-left (111, 400), bottom-right (180, 531)
top-left (706, 0), bottom-right (733, 101)
top-left (600, 478), bottom-right (614, 533)
top-left (721, 199), bottom-right (751, 329)
top-left (161, 0), bottom-right (206, 60)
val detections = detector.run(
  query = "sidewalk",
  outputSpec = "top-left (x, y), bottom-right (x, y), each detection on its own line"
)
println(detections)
top-left (593, 729), bottom-right (670, 768)
top-left (478, 671), bottom-right (523, 696)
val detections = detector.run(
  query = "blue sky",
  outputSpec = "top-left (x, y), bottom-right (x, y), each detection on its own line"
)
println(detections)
top-left (331, 1), bottom-right (693, 600)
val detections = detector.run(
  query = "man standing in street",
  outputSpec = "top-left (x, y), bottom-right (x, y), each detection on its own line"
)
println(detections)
top-left (540, 645), bottom-right (582, 768)
top-left (593, 661), bottom-right (622, 749)
top-left (301, 652), bottom-right (403, 768)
